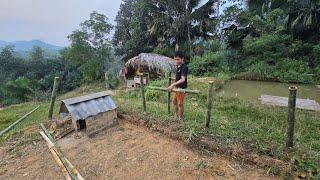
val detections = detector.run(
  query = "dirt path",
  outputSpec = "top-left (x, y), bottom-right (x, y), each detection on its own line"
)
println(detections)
top-left (0, 120), bottom-right (277, 179)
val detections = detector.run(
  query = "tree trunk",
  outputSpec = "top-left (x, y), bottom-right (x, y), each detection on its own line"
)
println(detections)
top-left (188, 25), bottom-right (192, 57)
top-left (175, 39), bottom-right (179, 51)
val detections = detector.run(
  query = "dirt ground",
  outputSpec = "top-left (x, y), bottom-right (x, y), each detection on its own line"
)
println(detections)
top-left (0, 120), bottom-right (278, 180)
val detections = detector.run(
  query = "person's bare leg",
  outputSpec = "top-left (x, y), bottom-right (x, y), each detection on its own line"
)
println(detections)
top-left (173, 102), bottom-right (178, 118)
top-left (178, 104), bottom-right (184, 120)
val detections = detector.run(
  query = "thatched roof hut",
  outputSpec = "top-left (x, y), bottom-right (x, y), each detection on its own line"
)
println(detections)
top-left (125, 53), bottom-right (176, 73)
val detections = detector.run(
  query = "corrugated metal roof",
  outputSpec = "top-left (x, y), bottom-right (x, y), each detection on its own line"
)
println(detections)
top-left (62, 91), bottom-right (112, 105)
top-left (60, 92), bottom-right (117, 121)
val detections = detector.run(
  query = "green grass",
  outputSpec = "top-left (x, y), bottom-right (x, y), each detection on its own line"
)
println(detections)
top-left (0, 102), bottom-right (58, 144)
top-left (114, 77), bottom-right (320, 177)
top-left (0, 82), bottom-right (106, 144)
top-left (0, 78), bottom-right (318, 177)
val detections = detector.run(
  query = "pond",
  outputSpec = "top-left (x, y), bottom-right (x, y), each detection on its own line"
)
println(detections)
top-left (217, 80), bottom-right (320, 103)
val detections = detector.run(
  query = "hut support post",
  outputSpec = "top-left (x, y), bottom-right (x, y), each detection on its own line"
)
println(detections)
top-left (48, 77), bottom-right (60, 119)
top-left (105, 72), bottom-right (109, 89)
top-left (286, 86), bottom-right (297, 148)
top-left (206, 82), bottom-right (214, 128)
top-left (167, 72), bottom-right (172, 114)
top-left (140, 75), bottom-right (146, 112)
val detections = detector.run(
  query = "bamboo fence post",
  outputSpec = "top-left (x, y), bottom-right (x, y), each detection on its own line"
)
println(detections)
top-left (140, 75), bottom-right (146, 112)
top-left (48, 77), bottom-right (60, 119)
top-left (286, 86), bottom-right (297, 148)
top-left (167, 72), bottom-right (172, 114)
top-left (206, 81), bottom-right (214, 128)
top-left (0, 105), bottom-right (40, 136)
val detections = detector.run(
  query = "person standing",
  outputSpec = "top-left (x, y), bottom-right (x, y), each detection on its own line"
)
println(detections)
top-left (168, 51), bottom-right (188, 120)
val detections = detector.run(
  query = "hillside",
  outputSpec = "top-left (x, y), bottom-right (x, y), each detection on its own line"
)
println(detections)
top-left (0, 40), bottom-right (64, 57)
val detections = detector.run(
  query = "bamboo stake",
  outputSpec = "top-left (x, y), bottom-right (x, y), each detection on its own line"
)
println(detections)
top-left (147, 86), bottom-right (200, 94)
top-left (140, 75), bottom-right (146, 112)
top-left (40, 131), bottom-right (72, 180)
top-left (48, 77), bottom-right (60, 119)
top-left (206, 81), bottom-right (214, 128)
top-left (0, 105), bottom-right (40, 136)
top-left (168, 73), bottom-right (172, 114)
top-left (286, 86), bottom-right (297, 148)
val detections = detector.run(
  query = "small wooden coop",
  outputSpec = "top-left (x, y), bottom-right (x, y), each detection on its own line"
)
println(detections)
top-left (125, 53), bottom-right (176, 88)
top-left (59, 91), bottom-right (117, 136)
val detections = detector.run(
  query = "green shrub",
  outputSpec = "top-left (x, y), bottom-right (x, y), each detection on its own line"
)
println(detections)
top-left (274, 59), bottom-right (313, 83)
top-left (3, 77), bottom-right (38, 104)
top-left (189, 51), bottom-right (229, 76)
top-left (245, 61), bottom-right (275, 81)
top-left (203, 40), bottom-right (226, 53)
top-left (244, 34), bottom-right (290, 56)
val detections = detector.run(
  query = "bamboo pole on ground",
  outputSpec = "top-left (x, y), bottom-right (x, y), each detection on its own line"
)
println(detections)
top-left (40, 123), bottom-right (83, 180)
top-left (0, 105), bottom-right (40, 136)
top-left (167, 73), bottom-right (172, 114)
top-left (206, 81), bottom-right (214, 128)
top-left (286, 86), bottom-right (297, 148)
top-left (140, 75), bottom-right (146, 112)
top-left (147, 86), bottom-right (200, 94)
top-left (40, 131), bottom-right (72, 180)
top-left (48, 77), bottom-right (60, 119)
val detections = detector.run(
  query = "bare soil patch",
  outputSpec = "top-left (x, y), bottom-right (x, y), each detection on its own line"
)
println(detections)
top-left (0, 120), bottom-right (278, 179)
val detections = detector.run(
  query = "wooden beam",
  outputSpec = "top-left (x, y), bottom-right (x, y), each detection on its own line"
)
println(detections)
top-left (147, 86), bottom-right (200, 94)
top-left (0, 105), bottom-right (40, 137)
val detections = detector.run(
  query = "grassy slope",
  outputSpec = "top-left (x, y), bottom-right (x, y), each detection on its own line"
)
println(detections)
top-left (116, 77), bottom-right (320, 175)
top-left (0, 82), bottom-right (106, 144)
top-left (0, 79), bottom-right (319, 175)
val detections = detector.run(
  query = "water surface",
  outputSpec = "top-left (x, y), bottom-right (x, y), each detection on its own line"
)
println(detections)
top-left (218, 80), bottom-right (320, 103)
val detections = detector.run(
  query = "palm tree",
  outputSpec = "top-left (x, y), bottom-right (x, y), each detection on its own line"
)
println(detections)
top-left (148, 0), bottom-right (217, 54)
top-left (285, 0), bottom-right (320, 39)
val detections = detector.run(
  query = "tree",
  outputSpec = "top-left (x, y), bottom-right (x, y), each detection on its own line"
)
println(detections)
top-left (113, 0), bottom-right (156, 59)
top-left (113, 0), bottom-right (217, 58)
top-left (66, 11), bottom-right (114, 81)
top-left (148, 0), bottom-right (217, 53)
top-left (3, 77), bottom-right (36, 104)
top-left (0, 46), bottom-right (24, 85)
top-left (29, 46), bottom-right (45, 61)
top-left (285, 0), bottom-right (320, 40)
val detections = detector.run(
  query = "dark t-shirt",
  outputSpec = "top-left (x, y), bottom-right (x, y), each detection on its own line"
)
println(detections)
top-left (175, 63), bottom-right (188, 89)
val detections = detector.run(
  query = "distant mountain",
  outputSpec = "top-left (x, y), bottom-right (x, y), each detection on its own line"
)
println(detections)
top-left (0, 40), bottom-right (64, 58)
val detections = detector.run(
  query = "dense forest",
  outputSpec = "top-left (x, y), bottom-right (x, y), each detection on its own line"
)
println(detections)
top-left (0, 0), bottom-right (319, 106)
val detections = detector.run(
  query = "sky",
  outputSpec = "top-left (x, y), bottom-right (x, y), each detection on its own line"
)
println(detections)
top-left (0, 0), bottom-right (122, 46)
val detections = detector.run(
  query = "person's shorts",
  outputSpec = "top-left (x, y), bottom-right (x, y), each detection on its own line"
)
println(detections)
top-left (173, 92), bottom-right (186, 105)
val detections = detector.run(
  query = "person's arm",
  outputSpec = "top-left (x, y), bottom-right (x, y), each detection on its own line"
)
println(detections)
top-left (168, 76), bottom-right (186, 90)
top-left (168, 65), bottom-right (188, 91)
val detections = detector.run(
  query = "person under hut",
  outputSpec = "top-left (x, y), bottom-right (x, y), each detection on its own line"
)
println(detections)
top-left (167, 51), bottom-right (188, 120)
